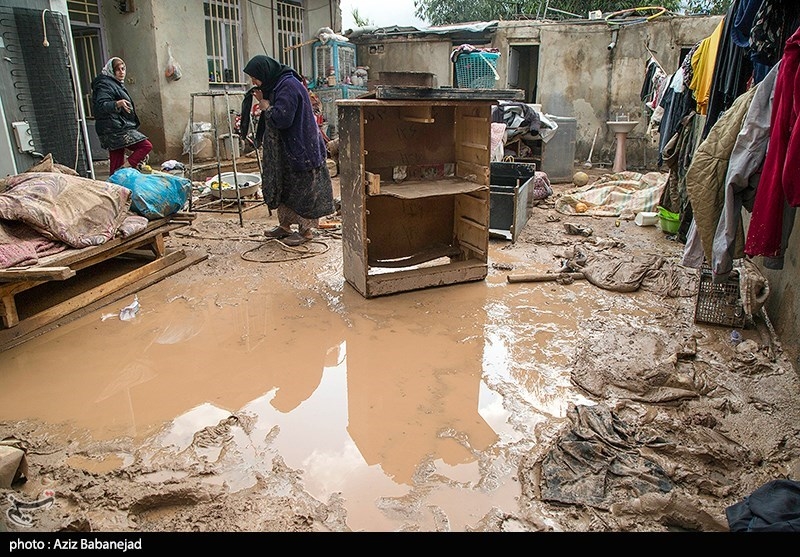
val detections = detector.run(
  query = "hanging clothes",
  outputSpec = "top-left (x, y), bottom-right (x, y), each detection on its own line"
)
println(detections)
top-left (702, 1), bottom-right (754, 140)
top-left (711, 62), bottom-right (779, 280)
top-left (732, 0), bottom-right (773, 82)
top-left (683, 84), bottom-right (759, 266)
top-left (690, 18), bottom-right (726, 116)
top-left (749, 0), bottom-right (800, 69)
top-left (657, 67), bottom-right (696, 166)
top-left (744, 26), bottom-right (800, 263)
top-left (660, 112), bottom-right (697, 216)
top-left (641, 57), bottom-right (668, 112)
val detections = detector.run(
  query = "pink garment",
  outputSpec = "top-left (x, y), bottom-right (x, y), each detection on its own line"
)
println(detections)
top-left (745, 27), bottom-right (800, 258)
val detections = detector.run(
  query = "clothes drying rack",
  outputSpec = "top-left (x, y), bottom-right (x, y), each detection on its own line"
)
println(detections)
top-left (187, 90), bottom-right (263, 227)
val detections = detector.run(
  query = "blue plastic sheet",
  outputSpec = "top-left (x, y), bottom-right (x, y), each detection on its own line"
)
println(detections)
top-left (108, 168), bottom-right (190, 220)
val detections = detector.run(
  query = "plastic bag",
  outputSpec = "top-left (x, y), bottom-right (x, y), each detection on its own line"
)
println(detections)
top-left (182, 121), bottom-right (213, 157)
top-left (108, 168), bottom-right (190, 220)
top-left (164, 44), bottom-right (182, 81)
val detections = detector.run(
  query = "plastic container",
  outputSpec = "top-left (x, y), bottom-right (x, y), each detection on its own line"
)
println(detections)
top-left (455, 51), bottom-right (500, 89)
top-left (635, 211), bottom-right (658, 226)
top-left (657, 206), bottom-right (680, 234)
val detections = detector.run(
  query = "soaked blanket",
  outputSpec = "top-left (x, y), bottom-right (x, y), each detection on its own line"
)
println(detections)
top-left (0, 220), bottom-right (67, 269)
top-left (555, 171), bottom-right (668, 217)
top-left (0, 172), bottom-right (131, 249)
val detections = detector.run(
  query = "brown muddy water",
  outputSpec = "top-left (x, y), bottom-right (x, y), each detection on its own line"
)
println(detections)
top-left (2, 189), bottom-right (782, 532)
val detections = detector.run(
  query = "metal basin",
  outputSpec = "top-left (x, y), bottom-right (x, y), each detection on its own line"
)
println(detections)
top-left (606, 121), bottom-right (638, 134)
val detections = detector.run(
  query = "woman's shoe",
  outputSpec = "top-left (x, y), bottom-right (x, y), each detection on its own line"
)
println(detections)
top-left (264, 226), bottom-right (291, 239)
top-left (283, 232), bottom-right (311, 246)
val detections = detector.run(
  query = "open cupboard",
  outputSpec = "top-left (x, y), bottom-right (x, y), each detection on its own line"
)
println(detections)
top-left (337, 87), bottom-right (523, 298)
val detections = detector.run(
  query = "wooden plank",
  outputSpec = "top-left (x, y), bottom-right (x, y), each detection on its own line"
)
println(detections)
top-left (507, 272), bottom-right (585, 283)
top-left (373, 86), bottom-right (524, 101)
top-left (338, 104), bottom-right (370, 298)
top-left (54, 224), bottom-right (184, 273)
top-left (378, 178), bottom-right (487, 199)
top-left (9, 250), bottom-right (185, 332)
top-left (0, 250), bottom-right (208, 352)
top-left (456, 161), bottom-right (490, 185)
top-left (458, 239), bottom-right (485, 257)
top-left (0, 250), bottom-right (184, 340)
top-left (0, 267), bottom-right (76, 282)
top-left (0, 293), bottom-right (18, 328)
top-left (361, 259), bottom-right (488, 298)
top-left (30, 218), bottom-right (175, 269)
top-left (365, 172), bottom-right (381, 195)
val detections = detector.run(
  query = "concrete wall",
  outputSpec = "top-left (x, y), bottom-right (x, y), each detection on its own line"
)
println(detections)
top-left (354, 37), bottom-right (454, 88)
top-left (98, 0), bottom-right (339, 162)
top-left (759, 210), bottom-right (800, 366)
top-left (493, 15), bottom-right (723, 170)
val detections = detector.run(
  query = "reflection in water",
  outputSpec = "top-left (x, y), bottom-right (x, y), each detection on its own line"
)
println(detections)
top-left (0, 250), bottom-right (599, 531)
top-left (344, 319), bottom-right (497, 485)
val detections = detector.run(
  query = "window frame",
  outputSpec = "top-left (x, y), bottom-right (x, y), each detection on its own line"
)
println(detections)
top-left (205, 0), bottom-right (245, 87)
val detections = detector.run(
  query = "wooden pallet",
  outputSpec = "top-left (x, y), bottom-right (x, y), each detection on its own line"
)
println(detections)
top-left (0, 215), bottom-right (207, 351)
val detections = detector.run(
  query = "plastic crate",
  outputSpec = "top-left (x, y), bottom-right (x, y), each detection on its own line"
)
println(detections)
top-left (455, 52), bottom-right (500, 89)
top-left (694, 267), bottom-right (746, 328)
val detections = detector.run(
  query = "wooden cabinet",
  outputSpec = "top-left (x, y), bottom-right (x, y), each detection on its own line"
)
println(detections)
top-left (337, 88), bottom-right (521, 298)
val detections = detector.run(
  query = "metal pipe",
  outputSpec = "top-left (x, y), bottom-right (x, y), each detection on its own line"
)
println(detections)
top-left (608, 28), bottom-right (618, 50)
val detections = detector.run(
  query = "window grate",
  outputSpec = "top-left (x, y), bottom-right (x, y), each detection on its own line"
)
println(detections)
top-left (277, 1), bottom-right (304, 76)
top-left (205, 0), bottom-right (243, 85)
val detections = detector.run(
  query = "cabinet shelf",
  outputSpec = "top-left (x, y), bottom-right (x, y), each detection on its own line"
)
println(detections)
top-left (338, 95), bottom-right (500, 298)
top-left (374, 178), bottom-right (488, 199)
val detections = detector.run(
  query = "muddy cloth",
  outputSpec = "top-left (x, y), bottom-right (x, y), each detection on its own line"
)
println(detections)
top-left (565, 246), bottom-right (698, 297)
top-left (726, 479), bottom-right (800, 531)
top-left (555, 171), bottom-right (668, 217)
top-left (0, 172), bottom-right (132, 248)
top-left (539, 404), bottom-right (673, 509)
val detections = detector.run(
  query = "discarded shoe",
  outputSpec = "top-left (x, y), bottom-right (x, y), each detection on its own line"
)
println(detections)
top-left (137, 163), bottom-right (153, 174)
top-left (264, 226), bottom-right (291, 239)
top-left (282, 232), bottom-right (311, 246)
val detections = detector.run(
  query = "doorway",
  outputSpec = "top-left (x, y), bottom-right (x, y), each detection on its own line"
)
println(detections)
top-left (508, 44), bottom-right (539, 103)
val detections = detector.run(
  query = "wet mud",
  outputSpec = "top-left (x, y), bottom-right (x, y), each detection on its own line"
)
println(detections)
top-left (1, 174), bottom-right (798, 532)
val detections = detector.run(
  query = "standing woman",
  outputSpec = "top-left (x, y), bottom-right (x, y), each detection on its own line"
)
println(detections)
top-left (91, 57), bottom-right (152, 175)
top-left (240, 55), bottom-right (334, 246)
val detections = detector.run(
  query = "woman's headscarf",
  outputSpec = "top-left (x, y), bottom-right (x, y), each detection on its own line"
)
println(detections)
top-left (239, 55), bottom-right (298, 145)
top-left (101, 57), bottom-right (124, 82)
top-left (243, 55), bottom-right (295, 96)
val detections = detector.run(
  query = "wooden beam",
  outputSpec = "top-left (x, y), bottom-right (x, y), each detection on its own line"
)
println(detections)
top-left (0, 267), bottom-right (76, 282)
top-left (0, 250), bottom-right (207, 350)
top-left (366, 172), bottom-right (381, 195)
top-left (507, 272), bottom-right (585, 283)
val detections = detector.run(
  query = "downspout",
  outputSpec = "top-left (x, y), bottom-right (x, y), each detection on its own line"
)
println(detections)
top-left (271, 0), bottom-right (276, 56)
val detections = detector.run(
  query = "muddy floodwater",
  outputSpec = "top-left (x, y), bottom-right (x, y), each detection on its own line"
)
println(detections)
top-left (2, 179), bottom-right (799, 533)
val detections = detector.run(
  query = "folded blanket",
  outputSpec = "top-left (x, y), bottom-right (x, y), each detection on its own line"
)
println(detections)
top-left (0, 172), bottom-right (131, 248)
